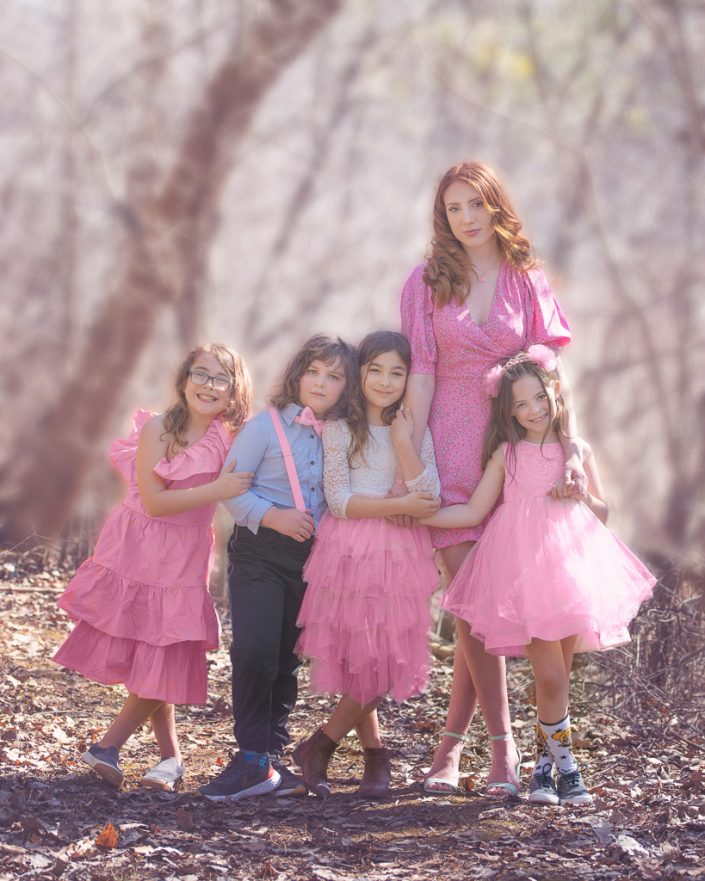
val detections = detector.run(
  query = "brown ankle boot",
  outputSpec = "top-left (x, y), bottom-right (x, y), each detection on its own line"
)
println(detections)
top-left (292, 729), bottom-right (337, 799)
top-left (358, 747), bottom-right (391, 798)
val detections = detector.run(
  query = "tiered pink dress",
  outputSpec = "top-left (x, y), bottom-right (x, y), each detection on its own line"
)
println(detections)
top-left (54, 410), bottom-right (228, 705)
top-left (296, 420), bottom-right (440, 705)
top-left (401, 262), bottom-right (571, 548)
top-left (443, 442), bottom-right (656, 656)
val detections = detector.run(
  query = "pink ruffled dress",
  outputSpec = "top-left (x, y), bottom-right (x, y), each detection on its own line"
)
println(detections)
top-left (401, 262), bottom-right (571, 549)
top-left (296, 420), bottom-right (440, 706)
top-left (53, 410), bottom-right (229, 704)
top-left (442, 442), bottom-right (656, 657)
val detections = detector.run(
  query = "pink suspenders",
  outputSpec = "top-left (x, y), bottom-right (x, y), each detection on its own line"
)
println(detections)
top-left (268, 406), bottom-right (306, 513)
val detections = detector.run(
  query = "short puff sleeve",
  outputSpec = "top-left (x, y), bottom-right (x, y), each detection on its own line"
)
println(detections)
top-left (400, 264), bottom-right (437, 375)
top-left (523, 267), bottom-right (571, 349)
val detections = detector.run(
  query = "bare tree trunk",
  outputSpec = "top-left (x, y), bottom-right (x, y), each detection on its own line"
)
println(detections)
top-left (0, 0), bottom-right (343, 543)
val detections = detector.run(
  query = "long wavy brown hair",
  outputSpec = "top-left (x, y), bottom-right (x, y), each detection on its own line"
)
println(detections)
top-left (481, 358), bottom-right (566, 478)
top-left (162, 343), bottom-right (252, 458)
top-left (424, 161), bottom-right (537, 308)
top-left (270, 333), bottom-right (358, 421)
top-left (346, 331), bottom-right (411, 468)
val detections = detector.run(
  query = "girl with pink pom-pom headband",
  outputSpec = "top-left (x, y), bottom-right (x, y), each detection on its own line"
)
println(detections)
top-left (483, 345), bottom-right (558, 398)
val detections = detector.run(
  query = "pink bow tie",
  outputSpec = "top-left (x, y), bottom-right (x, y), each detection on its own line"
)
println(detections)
top-left (295, 406), bottom-right (323, 437)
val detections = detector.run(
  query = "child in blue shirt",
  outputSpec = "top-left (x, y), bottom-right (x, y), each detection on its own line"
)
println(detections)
top-left (200, 334), bottom-right (357, 801)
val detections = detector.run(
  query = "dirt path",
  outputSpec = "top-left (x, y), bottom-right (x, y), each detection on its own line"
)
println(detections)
top-left (1, 559), bottom-right (703, 881)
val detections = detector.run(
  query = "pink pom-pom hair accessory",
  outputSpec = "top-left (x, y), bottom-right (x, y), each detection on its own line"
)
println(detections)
top-left (482, 344), bottom-right (558, 398)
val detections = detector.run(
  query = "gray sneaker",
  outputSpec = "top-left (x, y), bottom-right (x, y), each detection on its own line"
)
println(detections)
top-left (81, 744), bottom-right (124, 788)
top-left (557, 768), bottom-right (593, 805)
top-left (528, 763), bottom-right (559, 805)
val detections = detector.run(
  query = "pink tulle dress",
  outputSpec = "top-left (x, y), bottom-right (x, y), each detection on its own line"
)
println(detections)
top-left (401, 262), bottom-right (571, 549)
top-left (53, 410), bottom-right (229, 704)
top-left (296, 420), bottom-right (440, 705)
top-left (442, 441), bottom-right (656, 657)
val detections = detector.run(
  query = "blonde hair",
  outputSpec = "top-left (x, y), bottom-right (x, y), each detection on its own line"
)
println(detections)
top-left (162, 343), bottom-right (252, 457)
top-left (424, 161), bottom-right (537, 308)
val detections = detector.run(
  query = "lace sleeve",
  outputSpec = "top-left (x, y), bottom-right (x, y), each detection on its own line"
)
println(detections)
top-left (322, 419), bottom-right (353, 519)
top-left (404, 427), bottom-right (441, 497)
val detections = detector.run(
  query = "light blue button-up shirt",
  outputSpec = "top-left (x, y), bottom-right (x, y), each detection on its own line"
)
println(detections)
top-left (221, 403), bottom-right (326, 534)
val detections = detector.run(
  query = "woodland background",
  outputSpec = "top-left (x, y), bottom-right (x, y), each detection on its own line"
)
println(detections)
top-left (0, 3), bottom-right (704, 879)
top-left (0, 0), bottom-right (703, 562)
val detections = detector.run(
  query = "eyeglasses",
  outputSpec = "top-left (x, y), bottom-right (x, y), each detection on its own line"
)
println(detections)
top-left (188, 369), bottom-right (231, 392)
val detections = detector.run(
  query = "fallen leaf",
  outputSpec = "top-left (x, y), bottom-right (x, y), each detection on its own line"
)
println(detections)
top-left (95, 822), bottom-right (119, 849)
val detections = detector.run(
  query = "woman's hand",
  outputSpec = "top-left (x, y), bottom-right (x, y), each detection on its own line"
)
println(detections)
top-left (212, 460), bottom-right (254, 500)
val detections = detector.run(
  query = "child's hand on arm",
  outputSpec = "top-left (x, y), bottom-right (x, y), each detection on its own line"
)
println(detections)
top-left (261, 507), bottom-right (315, 542)
top-left (210, 460), bottom-right (254, 499)
top-left (396, 492), bottom-right (440, 519)
top-left (137, 417), bottom-right (253, 517)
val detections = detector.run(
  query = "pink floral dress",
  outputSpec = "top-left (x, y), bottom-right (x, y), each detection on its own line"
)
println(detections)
top-left (400, 261), bottom-right (571, 549)
top-left (54, 410), bottom-right (228, 704)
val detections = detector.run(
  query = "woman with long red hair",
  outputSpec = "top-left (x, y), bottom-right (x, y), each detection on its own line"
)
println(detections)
top-left (400, 161), bottom-right (584, 796)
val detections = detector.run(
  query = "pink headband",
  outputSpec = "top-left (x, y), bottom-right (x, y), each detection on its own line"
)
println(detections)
top-left (483, 345), bottom-right (558, 398)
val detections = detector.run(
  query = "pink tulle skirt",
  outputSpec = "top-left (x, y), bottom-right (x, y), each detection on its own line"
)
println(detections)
top-left (297, 513), bottom-right (439, 705)
top-left (443, 496), bottom-right (656, 657)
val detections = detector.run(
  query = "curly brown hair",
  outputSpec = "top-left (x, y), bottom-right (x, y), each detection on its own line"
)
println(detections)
top-left (424, 161), bottom-right (537, 308)
top-left (346, 331), bottom-right (411, 467)
top-left (270, 333), bottom-right (358, 421)
top-left (162, 343), bottom-right (252, 458)
top-left (481, 358), bottom-right (566, 478)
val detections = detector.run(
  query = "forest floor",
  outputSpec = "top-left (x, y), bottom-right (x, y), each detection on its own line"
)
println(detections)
top-left (1, 551), bottom-right (704, 881)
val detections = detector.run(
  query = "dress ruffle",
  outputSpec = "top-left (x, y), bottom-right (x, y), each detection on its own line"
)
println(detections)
top-left (58, 558), bottom-right (219, 648)
top-left (297, 513), bottom-right (439, 705)
top-left (109, 409), bottom-right (232, 483)
top-left (53, 622), bottom-right (209, 705)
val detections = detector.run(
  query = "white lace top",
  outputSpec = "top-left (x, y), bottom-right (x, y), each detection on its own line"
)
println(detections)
top-left (322, 419), bottom-right (441, 519)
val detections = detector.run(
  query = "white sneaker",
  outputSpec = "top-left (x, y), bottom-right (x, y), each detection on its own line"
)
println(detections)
top-left (142, 757), bottom-right (185, 791)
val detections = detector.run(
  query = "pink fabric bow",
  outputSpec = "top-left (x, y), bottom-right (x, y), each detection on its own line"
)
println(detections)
top-left (483, 344), bottom-right (558, 398)
top-left (295, 406), bottom-right (323, 436)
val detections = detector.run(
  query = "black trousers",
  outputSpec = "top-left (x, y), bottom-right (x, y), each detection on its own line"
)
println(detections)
top-left (228, 525), bottom-right (313, 755)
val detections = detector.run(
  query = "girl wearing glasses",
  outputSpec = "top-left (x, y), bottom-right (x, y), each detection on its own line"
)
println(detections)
top-left (54, 343), bottom-right (252, 792)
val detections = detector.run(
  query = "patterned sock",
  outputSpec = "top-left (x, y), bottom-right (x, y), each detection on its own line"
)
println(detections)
top-left (532, 721), bottom-right (554, 776)
top-left (538, 715), bottom-right (578, 774)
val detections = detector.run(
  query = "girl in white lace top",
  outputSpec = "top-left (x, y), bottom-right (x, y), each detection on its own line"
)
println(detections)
top-left (293, 331), bottom-right (441, 799)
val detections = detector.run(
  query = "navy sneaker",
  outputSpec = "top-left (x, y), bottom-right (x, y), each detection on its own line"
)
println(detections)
top-left (81, 744), bottom-right (124, 788)
top-left (199, 751), bottom-right (281, 802)
top-left (557, 768), bottom-right (593, 805)
top-left (528, 763), bottom-right (559, 805)
top-left (272, 762), bottom-right (308, 798)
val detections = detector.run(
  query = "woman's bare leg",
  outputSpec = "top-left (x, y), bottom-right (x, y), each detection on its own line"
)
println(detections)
top-left (428, 541), bottom-right (520, 794)
top-left (424, 542), bottom-right (477, 789)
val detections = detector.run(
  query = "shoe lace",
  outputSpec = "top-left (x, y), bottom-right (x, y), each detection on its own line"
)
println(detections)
top-left (560, 769), bottom-right (581, 787)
